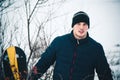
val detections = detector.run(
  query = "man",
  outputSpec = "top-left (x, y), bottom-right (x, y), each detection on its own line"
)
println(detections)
top-left (31, 11), bottom-right (113, 80)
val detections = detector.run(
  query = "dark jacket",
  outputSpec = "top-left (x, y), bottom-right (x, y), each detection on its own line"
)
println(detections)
top-left (33, 31), bottom-right (113, 80)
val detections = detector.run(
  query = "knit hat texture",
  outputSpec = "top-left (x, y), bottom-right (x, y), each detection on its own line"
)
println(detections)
top-left (72, 11), bottom-right (90, 28)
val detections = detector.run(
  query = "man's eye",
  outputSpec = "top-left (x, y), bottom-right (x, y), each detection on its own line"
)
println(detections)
top-left (83, 23), bottom-right (87, 26)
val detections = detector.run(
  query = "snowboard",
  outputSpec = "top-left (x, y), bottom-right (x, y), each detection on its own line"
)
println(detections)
top-left (3, 46), bottom-right (27, 80)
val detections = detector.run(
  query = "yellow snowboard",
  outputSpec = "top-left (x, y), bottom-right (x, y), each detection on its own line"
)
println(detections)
top-left (3, 46), bottom-right (27, 80)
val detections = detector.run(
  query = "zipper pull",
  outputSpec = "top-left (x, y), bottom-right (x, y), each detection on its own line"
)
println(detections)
top-left (77, 40), bottom-right (79, 45)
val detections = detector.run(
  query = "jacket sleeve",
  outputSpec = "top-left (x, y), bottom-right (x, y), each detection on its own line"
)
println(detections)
top-left (95, 44), bottom-right (113, 80)
top-left (31, 37), bottom-right (59, 79)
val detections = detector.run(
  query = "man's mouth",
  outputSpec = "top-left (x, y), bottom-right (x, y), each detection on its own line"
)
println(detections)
top-left (79, 30), bottom-right (84, 34)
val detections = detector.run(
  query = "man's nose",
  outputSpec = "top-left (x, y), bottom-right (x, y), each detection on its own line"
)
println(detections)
top-left (79, 25), bottom-right (84, 29)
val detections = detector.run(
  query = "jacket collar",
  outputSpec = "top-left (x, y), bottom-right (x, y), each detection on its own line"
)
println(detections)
top-left (70, 31), bottom-right (89, 45)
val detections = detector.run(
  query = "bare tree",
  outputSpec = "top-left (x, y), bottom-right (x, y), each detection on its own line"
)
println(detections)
top-left (24, 0), bottom-right (49, 65)
top-left (23, 0), bottom-right (66, 79)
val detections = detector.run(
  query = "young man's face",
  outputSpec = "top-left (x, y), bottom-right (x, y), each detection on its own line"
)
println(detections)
top-left (73, 22), bottom-right (88, 40)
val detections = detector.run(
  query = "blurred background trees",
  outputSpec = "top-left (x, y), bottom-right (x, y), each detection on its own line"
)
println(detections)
top-left (107, 44), bottom-right (120, 80)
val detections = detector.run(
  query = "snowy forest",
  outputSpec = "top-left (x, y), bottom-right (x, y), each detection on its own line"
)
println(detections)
top-left (0, 0), bottom-right (120, 80)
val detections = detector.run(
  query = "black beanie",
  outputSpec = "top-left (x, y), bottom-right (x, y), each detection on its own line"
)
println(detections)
top-left (72, 11), bottom-right (90, 28)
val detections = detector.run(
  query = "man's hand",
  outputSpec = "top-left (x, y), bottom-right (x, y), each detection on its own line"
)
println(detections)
top-left (30, 66), bottom-right (41, 80)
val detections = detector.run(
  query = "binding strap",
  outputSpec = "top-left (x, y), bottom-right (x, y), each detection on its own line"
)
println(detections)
top-left (7, 46), bottom-right (20, 80)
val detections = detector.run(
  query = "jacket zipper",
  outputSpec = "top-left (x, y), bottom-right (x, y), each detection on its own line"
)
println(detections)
top-left (69, 40), bottom-right (79, 80)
